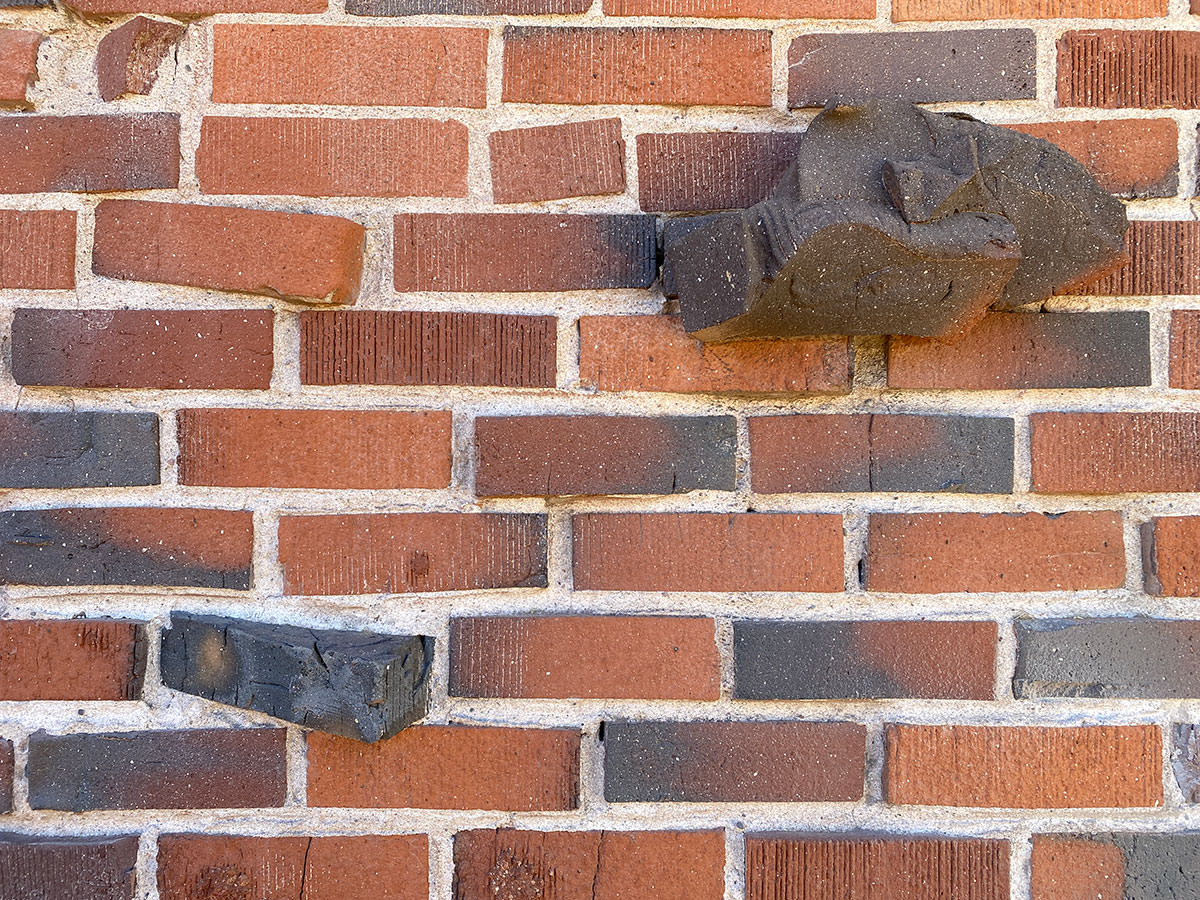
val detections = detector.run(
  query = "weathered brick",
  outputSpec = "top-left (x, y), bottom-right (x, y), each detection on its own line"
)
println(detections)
top-left (604, 720), bottom-right (866, 802)
top-left (1033, 833), bottom-right (1200, 898)
top-left (789, 30), bottom-right (1036, 107)
top-left (607, 0), bottom-right (869, 15)
top-left (476, 416), bottom-right (736, 497)
top-left (503, 27), bottom-right (772, 106)
top-left (0, 30), bottom-right (41, 108)
top-left (394, 213), bottom-right (655, 292)
top-left (0, 836), bottom-right (138, 900)
top-left (0, 114), bottom-right (178, 193)
top-left (578, 315), bottom-right (852, 395)
top-left (885, 724), bottom-right (1162, 808)
top-left (0, 411), bottom-right (158, 488)
top-left (450, 616), bottom-right (719, 700)
top-left (92, 201), bottom-right (364, 305)
top-left (573, 512), bottom-right (844, 592)
top-left (0, 210), bottom-right (75, 289)
top-left (735, 620), bottom-right (996, 700)
top-left (0, 507), bottom-right (253, 589)
top-left (1086, 221), bottom-right (1200, 295)
top-left (490, 119), bottom-right (625, 204)
top-left (1143, 516), bottom-right (1200, 596)
top-left (0, 741), bottom-right (11, 813)
top-left (212, 25), bottom-right (488, 107)
top-left (278, 512), bottom-right (546, 596)
top-left (1059, 30), bottom-right (1200, 108)
top-left (96, 17), bottom-right (185, 102)
top-left (0, 620), bottom-right (144, 701)
top-left (28, 728), bottom-right (287, 810)
top-left (198, 117), bottom-right (468, 198)
top-left (1172, 311), bottom-right (1200, 388)
top-left (74, 0), bottom-right (322, 12)
top-left (350, 0), bottom-right (583, 12)
top-left (301, 310), bottom-right (556, 388)
top-left (888, 312), bottom-right (1151, 390)
top-left (454, 830), bottom-right (724, 900)
top-left (898, 0), bottom-right (1160, 18)
top-left (866, 512), bottom-right (1125, 593)
top-left (750, 414), bottom-right (1014, 493)
top-left (307, 725), bottom-right (579, 810)
top-left (11, 309), bottom-right (273, 390)
top-left (177, 408), bottom-right (450, 489)
top-left (1173, 724), bottom-right (1200, 802)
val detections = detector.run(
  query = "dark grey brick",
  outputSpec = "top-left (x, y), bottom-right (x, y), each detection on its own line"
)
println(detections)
top-left (0, 412), bottom-right (158, 488)
top-left (0, 835), bottom-right (138, 900)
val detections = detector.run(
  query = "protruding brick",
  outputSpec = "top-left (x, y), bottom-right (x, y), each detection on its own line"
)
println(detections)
top-left (866, 512), bottom-right (1125, 593)
top-left (477, 416), bottom-right (735, 497)
top-left (450, 616), bottom-right (719, 700)
top-left (11, 309), bottom-right (273, 390)
top-left (212, 25), bottom-right (488, 107)
top-left (735, 620), bottom-right (997, 700)
top-left (604, 720), bottom-right (866, 802)
top-left (1143, 516), bottom-right (1200, 596)
top-left (394, 213), bottom-right (656, 292)
top-left (490, 119), bottom-right (625, 204)
top-left (0, 210), bottom-right (75, 289)
top-left (885, 724), bottom-right (1163, 808)
top-left (503, 27), bottom-right (772, 106)
top-left (1059, 30), bottom-right (1200, 108)
top-left (0, 620), bottom-right (144, 701)
top-left (888, 312), bottom-right (1151, 390)
top-left (177, 408), bottom-right (451, 489)
top-left (899, 0), bottom-right (1160, 17)
top-left (28, 728), bottom-right (287, 810)
top-left (301, 310), bottom-right (556, 388)
top-left (1033, 833), bottom-right (1200, 898)
top-left (1086, 221), bottom-right (1200, 295)
top-left (750, 414), bottom-right (1014, 493)
top-left (96, 16), bottom-right (185, 102)
top-left (0, 507), bottom-right (253, 589)
top-left (307, 725), bottom-right (579, 810)
top-left (93, 200), bottom-right (364, 305)
top-left (0, 411), bottom-right (158, 488)
top-left (0, 836), bottom-right (138, 900)
top-left (573, 512), bottom-right (844, 592)
top-left (1172, 311), bottom-right (1200, 388)
top-left (278, 512), bottom-right (546, 596)
top-left (0, 114), bottom-right (178, 193)
top-left (198, 117), bottom-right (468, 198)
top-left (579, 316), bottom-right (852, 395)
top-left (607, 0), bottom-right (868, 14)
top-left (0, 30), bottom-right (41, 108)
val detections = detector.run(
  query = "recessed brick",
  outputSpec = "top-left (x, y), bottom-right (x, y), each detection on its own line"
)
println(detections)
top-left (490, 119), bottom-right (625, 204)
top-left (866, 512), bottom-right (1125, 593)
top-left (898, 0), bottom-right (1160, 18)
top-left (278, 512), bottom-right (546, 596)
top-left (1059, 30), bottom-right (1200, 108)
top-left (0, 619), bottom-right (144, 701)
top-left (96, 16), bottom-right (185, 102)
top-left (573, 512), bottom-right (844, 592)
top-left (606, 0), bottom-right (869, 15)
top-left (0, 836), bottom-right (138, 900)
top-left (884, 724), bottom-right (1163, 808)
top-left (1172, 311), bottom-right (1200, 388)
top-left (0, 30), bottom-right (41, 108)
top-left (1085, 221), bottom-right (1200, 295)
top-left (603, 720), bottom-right (866, 802)
top-left (1143, 516), bottom-right (1200, 596)
top-left (307, 725), bottom-right (579, 810)
top-left (0, 411), bottom-right (159, 488)
top-left (1031, 834), bottom-right (1192, 900)
top-left (0, 210), bottom-right (75, 290)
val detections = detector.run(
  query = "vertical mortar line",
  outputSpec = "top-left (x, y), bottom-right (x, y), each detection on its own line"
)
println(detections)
top-left (487, 25), bottom-right (506, 112)
top-left (271, 304), bottom-right (303, 396)
top-left (449, 407), bottom-right (476, 499)
top-left (0, 306), bottom-right (17, 395)
top-left (557, 313), bottom-right (582, 391)
top-left (842, 508), bottom-right (870, 595)
top-left (468, 114), bottom-right (494, 205)
top-left (546, 505), bottom-right (574, 599)
top-left (622, 116), bottom-right (639, 214)
top-left (735, 411), bottom-right (753, 498)
top-left (715, 617), bottom-right (736, 701)
top-left (9, 731), bottom-right (29, 815)
top-left (251, 506), bottom-right (285, 601)
top-left (1174, 110), bottom-right (1200, 203)
top-left (1149, 302), bottom-right (1174, 389)
top-left (74, 198), bottom-right (97, 297)
top-left (1034, 27), bottom-right (1060, 111)
top-left (159, 407), bottom-right (180, 488)
top-left (724, 823), bottom-right (746, 900)
top-left (1008, 830), bottom-right (1034, 900)
top-left (578, 718), bottom-right (606, 814)
top-left (176, 18), bottom-right (215, 199)
top-left (140, 618), bottom-right (170, 711)
top-left (1162, 715), bottom-right (1186, 807)
top-left (1011, 410), bottom-right (1033, 495)
top-left (137, 827), bottom-right (162, 900)
top-left (770, 25), bottom-right (790, 114)
top-left (428, 829), bottom-right (457, 900)
top-left (285, 724), bottom-right (309, 806)
top-left (427, 612), bottom-right (453, 726)
top-left (995, 614), bottom-right (1017, 703)
top-left (1123, 512), bottom-right (1147, 595)
top-left (850, 335), bottom-right (886, 392)
top-left (863, 718), bottom-right (886, 804)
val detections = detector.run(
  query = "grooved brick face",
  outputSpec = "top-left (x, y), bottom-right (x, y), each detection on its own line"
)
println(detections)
top-left (1086, 221), bottom-right (1200, 295)
top-left (1058, 30), bottom-right (1200, 108)
top-left (1171, 311), bottom-right (1200, 388)
top-left (0, 210), bottom-right (74, 289)
top-left (0, 620), bottom-right (145, 700)
top-left (897, 0), bottom-right (1161, 18)
top-left (1143, 517), bottom-right (1200, 596)
top-left (0, 30), bottom-right (41, 107)
top-left (0, 836), bottom-right (139, 900)
top-left (489, 118), bottom-right (625, 204)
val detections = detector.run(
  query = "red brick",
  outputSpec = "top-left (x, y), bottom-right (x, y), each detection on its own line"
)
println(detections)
top-left (502, 27), bottom-right (771, 106)
top-left (573, 512), bottom-right (844, 592)
top-left (0, 30), bottom-right (41, 107)
top-left (198, 117), bottom-right (468, 198)
top-left (158, 834), bottom-right (429, 900)
top-left (11, 309), bottom-right (273, 390)
top-left (1143, 516), bottom-right (1200, 596)
top-left (606, 0), bottom-right (869, 16)
top-left (92, 201), bottom-right (364, 305)
top-left (885, 724), bottom-right (1163, 808)
top-left (1031, 835), bottom-right (1126, 900)
top-left (0, 114), bottom-right (178, 193)
top-left (489, 118), bottom-right (625, 204)
top-left (579, 315), bottom-right (852, 395)
top-left (898, 0), bottom-right (1160, 18)
top-left (0, 620), bottom-right (144, 701)
top-left (212, 25), bottom-right (487, 107)
top-left (177, 409), bottom-right (451, 489)
top-left (96, 17), bottom-right (185, 102)
top-left (307, 724), bottom-right (579, 810)
top-left (450, 616), bottom-right (719, 700)
top-left (1085, 221), bottom-right (1200, 295)
top-left (278, 512), bottom-right (546, 596)
top-left (74, 0), bottom-right (322, 12)
top-left (866, 512), bottom-right (1125, 593)
top-left (1171, 311), bottom-right (1200, 388)
top-left (1032, 412), bottom-right (1200, 493)
top-left (0, 210), bottom-right (74, 289)
top-left (1059, 31), bottom-right (1200, 108)
top-left (454, 830), bottom-right (724, 900)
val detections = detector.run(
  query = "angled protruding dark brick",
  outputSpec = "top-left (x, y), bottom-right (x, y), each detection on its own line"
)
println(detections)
top-left (0, 834), bottom-right (138, 900)
top-left (0, 412), bottom-right (159, 488)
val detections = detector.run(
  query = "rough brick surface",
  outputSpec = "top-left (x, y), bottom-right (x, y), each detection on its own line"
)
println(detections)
top-left (349, 0), bottom-right (584, 12)
top-left (96, 16), bottom-right (185, 102)
top-left (1009, 120), bottom-right (1178, 198)
top-left (1143, 516), bottom-right (1200, 596)
top-left (1087, 221), bottom-right (1200, 295)
top-left (1059, 31), bottom-right (1200, 108)
top-left (1032, 833), bottom-right (1200, 899)
top-left (0, 210), bottom-right (74, 289)
top-left (0, 741), bottom-right (11, 814)
top-left (606, 0), bottom-right (869, 15)
top-left (0, 620), bottom-right (144, 701)
top-left (0, 836), bottom-right (138, 900)
top-left (0, 411), bottom-right (159, 488)
top-left (0, 29), bottom-right (41, 107)
top-left (1171, 311), bottom-right (1200, 389)
top-left (898, 0), bottom-right (1160, 17)
top-left (489, 119), bottom-right (625, 204)
top-left (74, 0), bottom-right (322, 11)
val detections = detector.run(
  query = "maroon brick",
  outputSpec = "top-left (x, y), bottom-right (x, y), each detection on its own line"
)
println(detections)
top-left (0, 210), bottom-right (75, 289)
top-left (1143, 516), bottom-right (1200, 596)
top-left (1087, 221), bottom-right (1200, 295)
top-left (607, 0), bottom-right (870, 14)
top-left (74, 0), bottom-right (323, 12)
top-left (0, 620), bottom-right (144, 700)
top-left (0, 836), bottom-right (138, 900)
top-left (490, 118), bottom-right (625, 204)
top-left (96, 16), bottom-right (185, 102)
top-left (1059, 30), bottom-right (1200, 108)
top-left (350, 0), bottom-right (584, 13)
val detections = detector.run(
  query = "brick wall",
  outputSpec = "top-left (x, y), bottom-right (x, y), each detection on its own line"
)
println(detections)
top-left (0, 0), bottom-right (1198, 894)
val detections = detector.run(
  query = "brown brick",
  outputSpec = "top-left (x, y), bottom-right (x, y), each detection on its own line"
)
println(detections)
top-left (476, 416), bottom-right (735, 497)
top-left (1171, 311), bottom-right (1200, 388)
top-left (96, 17), bottom-right (185, 102)
top-left (394, 213), bottom-right (655, 292)
top-left (0, 210), bottom-right (74, 289)
top-left (1030, 835), bottom-right (1126, 900)
top-left (490, 119), bottom-right (625, 204)
top-left (177, 409), bottom-right (451, 489)
top-left (73, 0), bottom-right (322, 12)
top-left (885, 724), bottom-right (1163, 808)
top-left (1144, 516), bottom-right (1200, 596)
top-left (502, 27), bottom-right (771, 106)
top-left (198, 117), bottom-right (468, 198)
top-left (866, 512), bottom-right (1125, 593)
top-left (158, 834), bottom-right (429, 900)
top-left (898, 0), bottom-right (1160, 18)
top-left (278, 512), bottom-right (546, 596)
top-left (11, 309), bottom-right (273, 390)
top-left (1059, 30), bottom-right (1200, 108)
top-left (606, 0), bottom-right (869, 15)
top-left (92, 201), bottom-right (364, 305)
top-left (1085, 221), bottom-right (1200, 295)
top-left (578, 315), bottom-right (852, 395)
top-left (887, 312), bottom-right (1151, 390)
top-left (0, 620), bottom-right (144, 701)
top-left (573, 512), bottom-right (844, 592)
top-left (0, 114), bottom-right (178, 193)
top-left (0, 836), bottom-right (139, 900)
top-left (300, 310), bottom-right (555, 388)
top-left (212, 25), bottom-right (487, 107)
top-left (0, 30), bottom-right (41, 107)
top-left (450, 616), bottom-right (719, 700)
top-left (454, 830), bottom-right (724, 900)
top-left (307, 725), bottom-right (579, 810)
